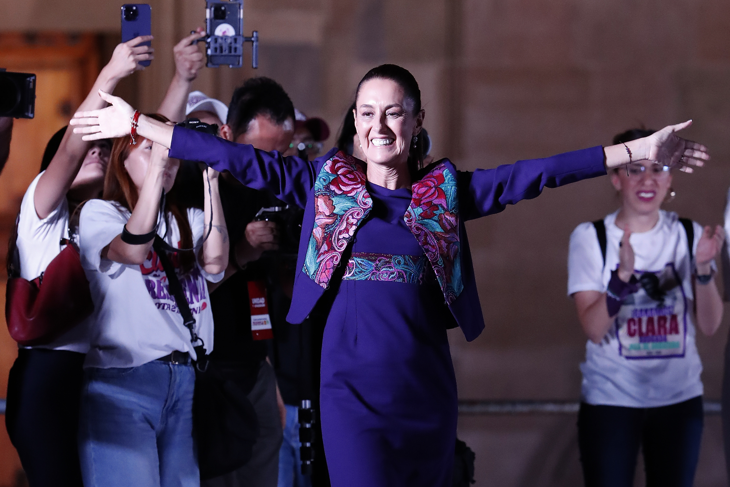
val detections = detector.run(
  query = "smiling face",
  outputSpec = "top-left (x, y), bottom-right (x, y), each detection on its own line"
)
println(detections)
top-left (353, 78), bottom-right (423, 168)
top-left (70, 140), bottom-right (111, 190)
top-left (611, 161), bottom-right (673, 215)
top-left (123, 139), bottom-right (179, 194)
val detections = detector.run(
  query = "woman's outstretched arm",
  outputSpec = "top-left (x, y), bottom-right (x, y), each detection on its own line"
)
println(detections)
top-left (71, 91), bottom-right (318, 207)
top-left (460, 121), bottom-right (709, 221)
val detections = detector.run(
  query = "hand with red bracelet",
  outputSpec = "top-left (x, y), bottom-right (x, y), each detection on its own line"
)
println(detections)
top-left (72, 90), bottom-right (136, 141)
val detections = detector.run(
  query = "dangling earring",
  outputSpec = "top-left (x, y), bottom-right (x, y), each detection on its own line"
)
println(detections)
top-left (412, 135), bottom-right (418, 148)
top-left (664, 187), bottom-right (676, 203)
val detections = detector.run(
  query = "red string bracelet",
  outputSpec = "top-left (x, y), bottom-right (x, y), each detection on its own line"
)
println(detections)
top-left (130, 110), bottom-right (141, 145)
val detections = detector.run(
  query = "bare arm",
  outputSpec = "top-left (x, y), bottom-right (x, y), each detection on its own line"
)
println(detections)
top-left (0, 117), bottom-right (12, 174)
top-left (693, 225), bottom-right (725, 336)
top-left (199, 168), bottom-right (229, 275)
top-left (574, 290), bottom-right (615, 344)
top-left (103, 142), bottom-right (166, 265)
top-left (35, 37), bottom-right (154, 219)
top-left (157, 30), bottom-right (206, 122)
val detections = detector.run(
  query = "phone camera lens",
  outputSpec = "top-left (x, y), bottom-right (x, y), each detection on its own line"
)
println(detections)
top-left (213, 5), bottom-right (227, 20)
top-left (123, 5), bottom-right (139, 21)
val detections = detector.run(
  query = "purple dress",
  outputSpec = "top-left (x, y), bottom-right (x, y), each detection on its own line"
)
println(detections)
top-left (320, 182), bottom-right (457, 486)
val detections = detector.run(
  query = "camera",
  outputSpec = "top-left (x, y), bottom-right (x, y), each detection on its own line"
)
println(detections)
top-left (0, 69), bottom-right (36, 119)
top-left (204, 0), bottom-right (259, 68)
top-left (213, 4), bottom-right (227, 20)
top-left (176, 118), bottom-right (220, 136)
top-left (122, 5), bottom-right (139, 21)
top-left (254, 205), bottom-right (303, 256)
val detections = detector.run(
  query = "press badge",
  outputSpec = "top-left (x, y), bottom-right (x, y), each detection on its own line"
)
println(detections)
top-left (248, 280), bottom-right (273, 340)
top-left (615, 263), bottom-right (687, 359)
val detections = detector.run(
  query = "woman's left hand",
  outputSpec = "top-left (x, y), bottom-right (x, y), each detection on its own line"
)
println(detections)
top-left (71, 90), bottom-right (135, 141)
top-left (695, 225), bottom-right (724, 271)
top-left (644, 120), bottom-right (710, 173)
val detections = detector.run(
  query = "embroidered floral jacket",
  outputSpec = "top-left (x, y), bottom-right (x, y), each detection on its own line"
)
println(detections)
top-left (170, 127), bottom-right (606, 341)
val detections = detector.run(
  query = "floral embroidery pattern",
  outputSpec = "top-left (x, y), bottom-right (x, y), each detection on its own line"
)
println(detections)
top-left (404, 163), bottom-right (463, 304)
top-left (304, 152), bottom-right (372, 288)
top-left (343, 253), bottom-right (431, 284)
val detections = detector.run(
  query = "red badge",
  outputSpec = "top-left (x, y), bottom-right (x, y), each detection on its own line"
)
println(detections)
top-left (248, 280), bottom-right (273, 340)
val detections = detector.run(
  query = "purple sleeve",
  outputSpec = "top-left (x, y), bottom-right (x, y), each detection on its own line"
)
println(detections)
top-left (458, 146), bottom-right (607, 221)
top-left (169, 126), bottom-right (334, 209)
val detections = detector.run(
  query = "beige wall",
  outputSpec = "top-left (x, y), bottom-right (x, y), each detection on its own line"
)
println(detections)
top-left (2, 0), bottom-right (730, 485)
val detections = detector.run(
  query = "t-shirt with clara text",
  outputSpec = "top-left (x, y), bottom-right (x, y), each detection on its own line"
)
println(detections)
top-left (568, 210), bottom-right (707, 408)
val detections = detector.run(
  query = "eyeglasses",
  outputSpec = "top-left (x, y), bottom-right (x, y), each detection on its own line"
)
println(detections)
top-left (289, 141), bottom-right (323, 156)
top-left (625, 164), bottom-right (671, 180)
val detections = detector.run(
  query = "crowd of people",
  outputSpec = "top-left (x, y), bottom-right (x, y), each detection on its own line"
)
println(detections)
top-left (1, 26), bottom-right (729, 487)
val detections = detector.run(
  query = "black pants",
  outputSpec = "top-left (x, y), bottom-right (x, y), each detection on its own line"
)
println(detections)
top-left (5, 348), bottom-right (86, 487)
top-left (578, 397), bottom-right (703, 487)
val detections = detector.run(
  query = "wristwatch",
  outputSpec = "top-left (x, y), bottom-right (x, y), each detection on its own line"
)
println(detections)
top-left (695, 269), bottom-right (714, 285)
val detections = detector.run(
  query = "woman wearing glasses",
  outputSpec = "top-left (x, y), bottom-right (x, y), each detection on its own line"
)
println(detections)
top-left (568, 128), bottom-right (724, 487)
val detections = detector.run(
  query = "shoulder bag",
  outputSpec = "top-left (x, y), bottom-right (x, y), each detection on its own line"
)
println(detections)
top-left (5, 217), bottom-right (94, 346)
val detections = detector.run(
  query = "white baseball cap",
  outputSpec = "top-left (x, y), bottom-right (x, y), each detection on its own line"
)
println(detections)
top-left (186, 91), bottom-right (228, 124)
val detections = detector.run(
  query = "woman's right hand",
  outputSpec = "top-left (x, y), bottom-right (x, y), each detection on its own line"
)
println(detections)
top-left (617, 229), bottom-right (634, 282)
top-left (71, 90), bottom-right (135, 141)
top-left (150, 141), bottom-right (171, 172)
top-left (104, 36), bottom-right (155, 81)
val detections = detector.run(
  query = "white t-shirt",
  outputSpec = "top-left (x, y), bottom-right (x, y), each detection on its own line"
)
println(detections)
top-left (16, 173), bottom-right (90, 353)
top-left (568, 210), bottom-right (706, 408)
top-left (79, 199), bottom-right (224, 369)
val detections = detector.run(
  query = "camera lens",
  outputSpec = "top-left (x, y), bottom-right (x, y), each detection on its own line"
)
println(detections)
top-left (0, 75), bottom-right (20, 114)
top-left (213, 5), bottom-right (227, 20)
top-left (123, 5), bottom-right (138, 21)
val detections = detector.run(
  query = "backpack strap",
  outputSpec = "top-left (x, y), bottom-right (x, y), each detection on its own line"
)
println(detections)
top-left (592, 220), bottom-right (607, 269)
top-left (679, 217), bottom-right (694, 264)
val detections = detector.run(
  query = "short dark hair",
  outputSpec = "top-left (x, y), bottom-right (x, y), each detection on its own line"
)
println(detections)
top-left (226, 77), bottom-right (295, 140)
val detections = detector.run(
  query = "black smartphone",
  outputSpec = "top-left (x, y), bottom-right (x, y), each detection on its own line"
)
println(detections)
top-left (121, 4), bottom-right (152, 67)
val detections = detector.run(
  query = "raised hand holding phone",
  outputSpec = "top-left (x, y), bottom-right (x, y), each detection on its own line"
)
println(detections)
top-left (105, 35), bottom-right (154, 79)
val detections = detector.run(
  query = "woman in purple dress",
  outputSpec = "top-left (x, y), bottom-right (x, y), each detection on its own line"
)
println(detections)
top-left (71, 64), bottom-right (708, 486)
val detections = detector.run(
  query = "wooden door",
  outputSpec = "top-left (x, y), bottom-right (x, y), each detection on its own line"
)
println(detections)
top-left (0, 32), bottom-right (99, 486)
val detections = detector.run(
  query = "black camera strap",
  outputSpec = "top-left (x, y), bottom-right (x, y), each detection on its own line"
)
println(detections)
top-left (152, 236), bottom-right (208, 368)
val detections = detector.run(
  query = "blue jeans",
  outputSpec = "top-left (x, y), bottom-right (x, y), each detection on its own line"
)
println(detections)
top-left (78, 360), bottom-right (199, 487)
top-left (578, 396), bottom-right (703, 487)
top-left (277, 404), bottom-right (312, 487)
